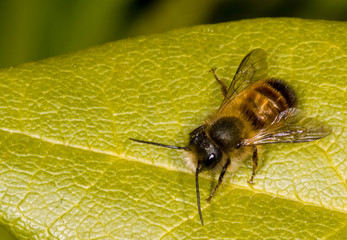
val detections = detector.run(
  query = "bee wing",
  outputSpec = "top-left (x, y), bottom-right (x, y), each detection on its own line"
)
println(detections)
top-left (242, 108), bottom-right (332, 145)
top-left (219, 48), bottom-right (268, 111)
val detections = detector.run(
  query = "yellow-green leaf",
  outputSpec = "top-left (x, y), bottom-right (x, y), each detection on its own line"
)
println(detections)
top-left (0, 18), bottom-right (346, 239)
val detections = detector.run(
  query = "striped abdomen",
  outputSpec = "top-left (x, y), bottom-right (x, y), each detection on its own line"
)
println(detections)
top-left (239, 79), bottom-right (296, 130)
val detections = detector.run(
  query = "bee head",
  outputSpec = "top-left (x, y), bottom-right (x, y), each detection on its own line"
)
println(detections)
top-left (189, 125), bottom-right (223, 172)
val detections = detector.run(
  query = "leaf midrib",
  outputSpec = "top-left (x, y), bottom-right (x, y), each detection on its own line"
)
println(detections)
top-left (1, 126), bottom-right (345, 216)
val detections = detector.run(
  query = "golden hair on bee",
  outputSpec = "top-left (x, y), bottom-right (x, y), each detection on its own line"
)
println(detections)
top-left (130, 48), bottom-right (332, 225)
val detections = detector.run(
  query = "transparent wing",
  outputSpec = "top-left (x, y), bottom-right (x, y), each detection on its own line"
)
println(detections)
top-left (242, 108), bottom-right (332, 145)
top-left (219, 48), bottom-right (268, 111)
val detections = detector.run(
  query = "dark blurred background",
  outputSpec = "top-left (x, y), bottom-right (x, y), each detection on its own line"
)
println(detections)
top-left (0, 0), bottom-right (346, 69)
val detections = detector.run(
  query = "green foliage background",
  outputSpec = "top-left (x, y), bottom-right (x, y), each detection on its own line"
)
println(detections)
top-left (0, 18), bottom-right (346, 239)
top-left (1, 0), bottom-right (347, 69)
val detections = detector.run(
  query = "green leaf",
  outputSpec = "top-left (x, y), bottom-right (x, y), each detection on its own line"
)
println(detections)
top-left (0, 18), bottom-right (346, 239)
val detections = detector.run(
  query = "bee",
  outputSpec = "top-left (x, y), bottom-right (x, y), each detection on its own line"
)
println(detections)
top-left (130, 49), bottom-right (332, 225)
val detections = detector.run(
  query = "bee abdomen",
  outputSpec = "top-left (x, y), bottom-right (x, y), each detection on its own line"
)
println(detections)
top-left (241, 79), bottom-right (296, 129)
top-left (264, 79), bottom-right (296, 108)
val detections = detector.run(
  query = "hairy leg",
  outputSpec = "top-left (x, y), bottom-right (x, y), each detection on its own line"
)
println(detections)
top-left (248, 146), bottom-right (258, 185)
top-left (206, 157), bottom-right (231, 202)
top-left (210, 68), bottom-right (228, 97)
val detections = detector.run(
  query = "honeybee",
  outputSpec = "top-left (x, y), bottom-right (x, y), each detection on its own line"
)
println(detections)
top-left (130, 49), bottom-right (332, 225)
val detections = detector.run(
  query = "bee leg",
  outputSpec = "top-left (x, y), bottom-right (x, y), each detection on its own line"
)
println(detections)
top-left (248, 146), bottom-right (258, 185)
top-left (206, 157), bottom-right (231, 203)
top-left (210, 68), bottom-right (228, 97)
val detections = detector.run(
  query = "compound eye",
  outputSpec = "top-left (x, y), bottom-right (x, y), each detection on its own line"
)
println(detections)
top-left (208, 153), bottom-right (215, 160)
top-left (205, 153), bottom-right (216, 167)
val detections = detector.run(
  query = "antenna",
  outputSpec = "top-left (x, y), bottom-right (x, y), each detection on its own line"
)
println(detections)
top-left (196, 165), bottom-right (204, 225)
top-left (130, 137), bottom-right (204, 223)
top-left (129, 138), bottom-right (190, 150)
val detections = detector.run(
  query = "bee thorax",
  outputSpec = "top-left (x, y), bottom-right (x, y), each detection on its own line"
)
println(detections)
top-left (208, 117), bottom-right (244, 151)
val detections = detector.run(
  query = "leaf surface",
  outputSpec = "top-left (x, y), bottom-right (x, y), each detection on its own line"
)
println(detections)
top-left (0, 18), bottom-right (346, 239)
